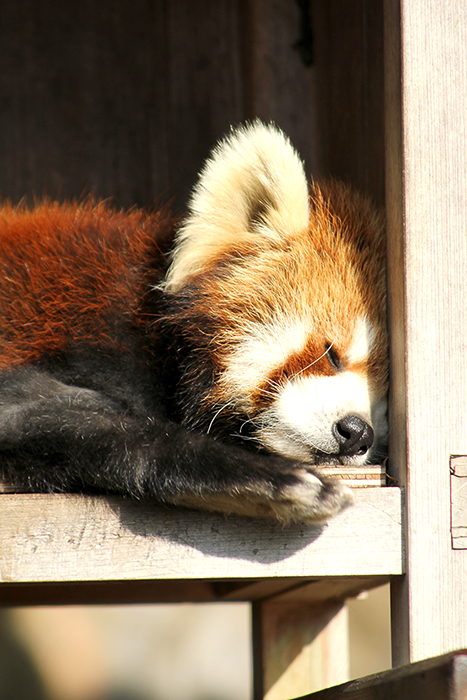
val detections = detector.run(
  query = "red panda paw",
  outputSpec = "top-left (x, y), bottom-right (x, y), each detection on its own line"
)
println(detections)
top-left (267, 468), bottom-right (354, 524)
top-left (170, 468), bottom-right (352, 525)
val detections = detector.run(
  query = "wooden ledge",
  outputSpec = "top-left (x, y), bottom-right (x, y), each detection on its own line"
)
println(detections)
top-left (298, 650), bottom-right (467, 700)
top-left (318, 464), bottom-right (387, 487)
top-left (0, 487), bottom-right (403, 605)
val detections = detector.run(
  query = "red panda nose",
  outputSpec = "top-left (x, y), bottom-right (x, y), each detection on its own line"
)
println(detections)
top-left (333, 415), bottom-right (374, 456)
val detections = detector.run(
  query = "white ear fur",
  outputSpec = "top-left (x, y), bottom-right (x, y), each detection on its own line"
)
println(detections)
top-left (163, 121), bottom-right (310, 292)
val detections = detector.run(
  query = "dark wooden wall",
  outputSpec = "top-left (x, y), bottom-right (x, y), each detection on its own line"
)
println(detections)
top-left (0, 0), bottom-right (384, 212)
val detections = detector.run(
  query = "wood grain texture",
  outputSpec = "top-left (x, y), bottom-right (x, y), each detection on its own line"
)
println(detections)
top-left (312, 0), bottom-right (385, 206)
top-left (0, 0), bottom-right (169, 207)
top-left (242, 0), bottom-right (386, 204)
top-left (0, 0), bottom-right (245, 210)
top-left (241, 0), bottom-right (320, 175)
top-left (384, 0), bottom-right (467, 665)
top-left (253, 601), bottom-right (349, 699)
top-left (0, 489), bottom-right (402, 585)
top-left (451, 456), bottom-right (467, 549)
top-left (0, 0), bottom-right (318, 211)
top-left (317, 466), bottom-right (386, 488)
top-left (297, 650), bottom-right (467, 700)
top-left (0, 0), bottom-right (386, 211)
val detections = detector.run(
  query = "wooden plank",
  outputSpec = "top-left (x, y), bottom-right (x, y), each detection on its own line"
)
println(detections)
top-left (0, 580), bottom-right (218, 607)
top-left (0, 489), bottom-right (402, 585)
top-left (0, 0), bottom-right (385, 211)
top-left (317, 465), bottom-right (386, 488)
top-left (258, 577), bottom-right (391, 605)
top-left (0, 0), bottom-right (171, 208)
top-left (0, 0), bottom-right (246, 210)
top-left (216, 575), bottom-right (390, 604)
top-left (296, 650), bottom-right (467, 700)
top-left (0, 576), bottom-right (391, 608)
top-left (451, 456), bottom-right (467, 549)
top-left (313, 0), bottom-right (385, 206)
top-left (384, 0), bottom-right (467, 665)
top-left (244, 0), bottom-right (386, 204)
top-left (253, 601), bottom-right (349, 700)
top-left (163, 0), bottom-right (245, 208)
top-left (251, 577), bottom-right (391, 700)
top-left (242, 0), bottom-right (320, 175)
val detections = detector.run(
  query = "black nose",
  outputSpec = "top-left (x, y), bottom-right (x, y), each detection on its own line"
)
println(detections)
top-left (333, 415), bottom-right (374, 456)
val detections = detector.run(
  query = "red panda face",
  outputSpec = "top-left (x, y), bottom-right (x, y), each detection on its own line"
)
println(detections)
top-left (219, 312), bottom-right (387, 465)
top-left (163, 122), bottom-right (387, 466)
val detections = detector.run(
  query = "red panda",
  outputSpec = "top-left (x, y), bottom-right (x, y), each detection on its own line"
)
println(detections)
top-left (0, 122), bottom-right (387, 523)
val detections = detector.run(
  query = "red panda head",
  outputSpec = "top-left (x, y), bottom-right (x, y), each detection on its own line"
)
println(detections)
top-left (162, 122), bottom-right (387, 466)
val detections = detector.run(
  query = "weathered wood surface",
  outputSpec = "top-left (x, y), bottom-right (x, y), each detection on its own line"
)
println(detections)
top-left (384, 0), bottom-right (467, 665)
top-left (254, 601), bottom-right (349, 700)
top-left (0, 0), bottom-right (385, 210)
top-left (0, 0), bottom-right (312, 209)
top-left (313, 0), bottom-right (385, 205)
top-left (317, 465), bottom-right (386, 488)
top-left (0, 489), bottom-right (402, 586)
top-left (0, 0), bottom-right (245, 209)
top-left (297, 650), bottom-right (467, 700)
top-left (451, 456), bottom-right (467, 549)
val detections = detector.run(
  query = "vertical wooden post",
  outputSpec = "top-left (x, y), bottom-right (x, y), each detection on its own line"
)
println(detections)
top-left (385, 0), bottom-right (467, 665)
top-left (252, 600), bottom-right (349, 700)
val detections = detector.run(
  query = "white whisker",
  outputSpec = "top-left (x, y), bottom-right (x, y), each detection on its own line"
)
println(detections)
top-left (262, 376), bottom-right (283, 392)
top-left (256, 387), bottom-right (279, 398)
top-left (206, 400), bottom-right (236, 434)
top-left (239, 416), bottom-right (260, 433)
top-left (289, 340), bottom-right (336, 381)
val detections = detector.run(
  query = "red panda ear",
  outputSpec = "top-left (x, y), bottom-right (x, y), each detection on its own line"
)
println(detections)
top-left (163, 121), bottom-right (310, 292)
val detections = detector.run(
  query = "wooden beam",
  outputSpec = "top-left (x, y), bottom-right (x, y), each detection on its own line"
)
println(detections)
top-left (313, 0), bottom-right (385, 206)
top-left (384, 0), bottom-right (467, 665)
top-left (0, 576), bottom-right (392, 608)
top-left (297, 650), bottom-right (467, 700)
top-left (450, 456), bottom-right (467, 549)
top-left (0, 489), bottom-right (402, 588)
top-left (253, 600), bottom-right (349, 700)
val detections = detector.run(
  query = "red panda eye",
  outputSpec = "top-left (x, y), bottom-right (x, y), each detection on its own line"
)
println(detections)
top-left (325, 343), bottom-right (343, 371)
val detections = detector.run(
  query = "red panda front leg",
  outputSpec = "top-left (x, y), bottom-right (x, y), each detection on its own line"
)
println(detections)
top-left (168, 463), bottom-right (353, 524)
top-left (0, 368), bottom-right (352, 524)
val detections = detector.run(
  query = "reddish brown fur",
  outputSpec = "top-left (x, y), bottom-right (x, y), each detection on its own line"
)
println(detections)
top-left (0, 201), bottom-right (173, 367)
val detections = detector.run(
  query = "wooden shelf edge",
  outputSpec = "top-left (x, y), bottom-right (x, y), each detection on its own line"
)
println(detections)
top-left (0, 488), bottom-right (403, 587)
top-left (0, 575), bottom-right (395, 608)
